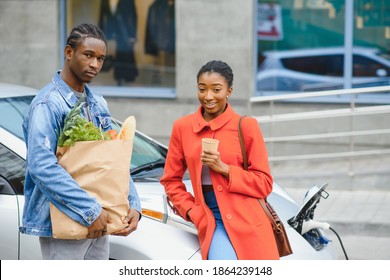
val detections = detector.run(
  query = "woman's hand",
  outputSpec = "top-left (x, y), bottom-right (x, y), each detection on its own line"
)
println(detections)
top-left (200, 150), bottom-right (229, 178)
top-left (186, 209), bottom-right (192, 221)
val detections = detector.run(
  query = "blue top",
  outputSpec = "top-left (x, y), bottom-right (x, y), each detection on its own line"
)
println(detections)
top-left (20, 72), bottom-right (141, 237)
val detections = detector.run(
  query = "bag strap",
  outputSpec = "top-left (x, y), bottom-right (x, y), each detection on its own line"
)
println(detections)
top-left (238, 116), bottom-right (276, 225)
top-left (258, 196), bottom-right (279, 229)
top-left (238, 116), bottom-right (248, 170)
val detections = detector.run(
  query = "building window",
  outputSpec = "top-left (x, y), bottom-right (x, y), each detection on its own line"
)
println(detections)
top-left (256, 0), bottom-right (390, 97)
top-left (67, 0), bottom-right (176, 98)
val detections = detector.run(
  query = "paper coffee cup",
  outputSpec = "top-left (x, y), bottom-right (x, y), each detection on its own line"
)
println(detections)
top-left (202, 138), bottom-right (219, 152)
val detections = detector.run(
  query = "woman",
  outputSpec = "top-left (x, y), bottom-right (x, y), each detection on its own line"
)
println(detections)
top-left (160, 60), bottom-right (279, 260)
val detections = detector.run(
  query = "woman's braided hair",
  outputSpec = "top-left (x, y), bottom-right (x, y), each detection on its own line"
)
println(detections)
top-left (197, 60), bottom-right (234, 88)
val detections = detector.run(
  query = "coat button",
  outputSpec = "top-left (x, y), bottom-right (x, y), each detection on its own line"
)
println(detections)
top-left (217, 185), bottom-right (223, 192)
top-left (226, 214), bottom-right (232, 220)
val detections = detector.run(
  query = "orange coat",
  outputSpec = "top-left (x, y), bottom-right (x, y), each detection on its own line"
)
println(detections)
top-left (160, 104), bottom-right (279, 260)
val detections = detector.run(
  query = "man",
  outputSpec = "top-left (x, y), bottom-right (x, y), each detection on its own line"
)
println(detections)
top-left (20, 23), bottom-right (141, 260)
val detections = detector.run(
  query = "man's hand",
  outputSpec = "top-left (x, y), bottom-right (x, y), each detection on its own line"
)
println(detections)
top-left (112, 208), bottom-right (140, 237)
top-left (87, 208), bottom-right (111, 239)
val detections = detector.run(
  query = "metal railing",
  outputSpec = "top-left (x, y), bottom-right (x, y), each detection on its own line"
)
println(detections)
top-left (248, 86), bottom-right (390, 178)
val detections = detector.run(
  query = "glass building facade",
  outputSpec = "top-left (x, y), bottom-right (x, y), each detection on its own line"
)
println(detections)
top-left (65, 0), bottom-right (389, 97)
top-left (67, 0), bottom-right (175, 93)
top-left (256, 0), bottom-right (390, 95)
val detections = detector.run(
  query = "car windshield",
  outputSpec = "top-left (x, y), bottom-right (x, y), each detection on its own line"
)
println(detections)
top-left (1, 95), bottom-right (167, 177)
top-left (130, 133), bottom-right (166, 172)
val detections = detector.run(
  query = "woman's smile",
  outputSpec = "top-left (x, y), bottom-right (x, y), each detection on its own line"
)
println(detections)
top-left (204, 101), bottom-right (217, 109)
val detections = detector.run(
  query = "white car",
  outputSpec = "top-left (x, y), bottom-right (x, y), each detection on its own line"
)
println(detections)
top-left (256, 46), bottom-right (390, 93)
top-left (0, 82), bottom-right (341, 260)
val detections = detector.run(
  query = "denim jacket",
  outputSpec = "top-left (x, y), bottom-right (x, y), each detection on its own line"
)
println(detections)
top-left (19, 72), bottom-right (141, 237)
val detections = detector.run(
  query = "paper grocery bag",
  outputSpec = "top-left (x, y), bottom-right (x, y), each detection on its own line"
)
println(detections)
top-left (50, 139), bottom-right (133, 239)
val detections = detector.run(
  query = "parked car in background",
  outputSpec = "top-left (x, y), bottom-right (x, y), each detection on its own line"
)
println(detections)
top-left (0, 83), bottom-right (341, 260)
top-left (256, 46), bottom-right (390, 93)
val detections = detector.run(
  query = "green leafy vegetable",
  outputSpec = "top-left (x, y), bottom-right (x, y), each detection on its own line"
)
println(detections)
top-left (57, 97), bottom-right (110, 147)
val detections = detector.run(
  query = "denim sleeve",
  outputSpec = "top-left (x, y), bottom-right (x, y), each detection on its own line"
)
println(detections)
top-left (128, 176), bottom-right (142, 216)
top-left (25, 100), bottom-right (102, 227)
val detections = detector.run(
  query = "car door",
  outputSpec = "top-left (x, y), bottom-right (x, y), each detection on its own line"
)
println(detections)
top-left (0, 140), bottom-right (41, 259)
top-left (0, 143), bottom-right (24, 259)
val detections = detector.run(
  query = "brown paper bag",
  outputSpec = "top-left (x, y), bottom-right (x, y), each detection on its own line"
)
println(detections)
top-left (50, 139), bottom-right (133, 239)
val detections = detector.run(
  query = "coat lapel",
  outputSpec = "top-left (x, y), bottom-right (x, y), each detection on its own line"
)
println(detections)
top-left (192, 104), bottom-right (235, 133)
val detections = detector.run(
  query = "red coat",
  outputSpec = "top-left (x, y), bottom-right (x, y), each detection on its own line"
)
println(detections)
top-left (160, 104), bottom-right (279, 260)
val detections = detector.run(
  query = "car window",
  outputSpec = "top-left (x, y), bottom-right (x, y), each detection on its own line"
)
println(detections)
top-left (281, 55), bottom-right (344, 77)
top-left (0, 176), bottom-right (16, 195)
top-left (0, 143), bottom-right (25, 195)
top-left (353, 55), bottom-right (390, 77)
top-left (0, 96), bottom-right (34, 140)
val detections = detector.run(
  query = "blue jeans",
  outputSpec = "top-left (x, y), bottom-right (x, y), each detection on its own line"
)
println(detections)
top-left (204, 191), bottom-right (237, 260)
